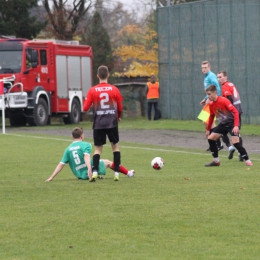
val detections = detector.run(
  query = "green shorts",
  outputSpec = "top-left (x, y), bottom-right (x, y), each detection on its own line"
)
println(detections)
top-left (77, 159), bottom-right (106, 180)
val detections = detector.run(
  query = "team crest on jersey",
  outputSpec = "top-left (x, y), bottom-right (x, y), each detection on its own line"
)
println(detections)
top-left (216, 108), bottom-right (222, 115)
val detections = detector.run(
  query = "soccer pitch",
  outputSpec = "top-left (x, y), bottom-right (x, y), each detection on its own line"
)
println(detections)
top-left (1, 132), bottom-right (260, 260)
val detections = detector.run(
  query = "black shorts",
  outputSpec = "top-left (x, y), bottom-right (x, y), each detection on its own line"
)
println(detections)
top-left (213, 124), bottom-right (239, 137)
top-left (93, 127), bottom-right (119, 146)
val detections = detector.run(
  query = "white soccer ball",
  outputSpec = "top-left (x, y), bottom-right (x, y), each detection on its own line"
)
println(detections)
top-left (151, 157), bottom-right (164, 170)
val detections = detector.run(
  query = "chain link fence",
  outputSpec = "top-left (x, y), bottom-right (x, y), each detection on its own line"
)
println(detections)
top-left (158, 0), bottom-right (260, 124)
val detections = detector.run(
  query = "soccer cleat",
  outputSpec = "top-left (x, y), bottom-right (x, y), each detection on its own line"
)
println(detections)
top-left (114, 175), bottom-right (119, 181)
top-left (206, 147), bottom-right (211, 151)
top-left (245, 161), bottom-right (253, 166)
top-left (89, 177), bottom-right (96, 182)
top-left (127, 170), bottom-right (135, 177)
top-left (239, 154), bottom-right (244, 162)
top-left (205, 161), bottom-right (220, 167)
top-left (97, 176), bottom-right (104, 180)
top-left (92, 172), bottom-right (98, 180)
top-left (218, 144), bottom-right (224, 151)
top-left (228, 147), bottom-right (235, 160)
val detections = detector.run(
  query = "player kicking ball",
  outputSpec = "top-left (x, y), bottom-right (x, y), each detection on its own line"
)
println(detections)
top-left (204, 85), bottom-right (253, 167)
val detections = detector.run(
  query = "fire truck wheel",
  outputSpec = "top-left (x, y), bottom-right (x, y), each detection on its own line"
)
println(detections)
top-left (63, 99), bottom-right (81, 124)
top-left (28, 97), bottom-right (49, 126)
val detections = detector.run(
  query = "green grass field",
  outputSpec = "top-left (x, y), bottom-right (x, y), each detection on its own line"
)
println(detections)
top-left (1, 119), bottom-right (260, 259)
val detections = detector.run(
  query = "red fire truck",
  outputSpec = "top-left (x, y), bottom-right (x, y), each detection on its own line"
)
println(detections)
top-left (0, 37), bottom-right (93, 126)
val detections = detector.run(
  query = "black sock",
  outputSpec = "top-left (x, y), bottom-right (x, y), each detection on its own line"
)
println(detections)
top-left (222, 135), bottom-right (231, 147)
top-left (233, 142), bottom-right (249, 161)
top-left (208, 139), bottom-right (218, 158)
top-left (113, 151), bottom-right (121, 172)
top-left (93, 154), bottom-right (100, 172)
top-left (210, 128), bottom-right (221, 147)
top-left (216, 138), bottom-right (222, 148)
top-left (239, 136), bottom-right (243, 147)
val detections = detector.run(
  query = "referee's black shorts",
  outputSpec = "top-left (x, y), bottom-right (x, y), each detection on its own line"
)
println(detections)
top-left (93, 127), bottom-right (119, 146)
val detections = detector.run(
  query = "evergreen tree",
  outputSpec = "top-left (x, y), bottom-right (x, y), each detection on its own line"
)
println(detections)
top-left (83, 11), bottom-right (114, 85)
top-left (0, 0), bottom-right (47, 39)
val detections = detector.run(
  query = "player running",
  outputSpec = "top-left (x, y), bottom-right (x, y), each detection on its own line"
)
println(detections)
top-left (204, 85), bottom-right (253, 167)
top-left (217, 71), bottom-right (244, 161)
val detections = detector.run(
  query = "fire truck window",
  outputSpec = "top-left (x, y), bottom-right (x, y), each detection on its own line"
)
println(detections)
top-left (26, 50), bottom-right (32, 68)
top-left (40, 50), bottom-right (47, 65)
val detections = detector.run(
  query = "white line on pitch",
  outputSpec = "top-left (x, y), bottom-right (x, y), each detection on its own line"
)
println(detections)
top-left (5, 133), bottom-right (260, 161)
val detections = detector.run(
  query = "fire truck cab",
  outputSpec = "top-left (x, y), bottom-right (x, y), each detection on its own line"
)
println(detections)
top-left (0, 37), bottom-right (93, 126)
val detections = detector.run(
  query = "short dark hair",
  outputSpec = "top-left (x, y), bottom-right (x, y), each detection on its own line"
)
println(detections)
top-left (206, 84), bottom-right (217, 92)
top-left (218, 70), bottom-right (228, 77)
top-left (97, 65), bottom-right (109, 80)
top-left (72, 127), bottom-right (83, 139)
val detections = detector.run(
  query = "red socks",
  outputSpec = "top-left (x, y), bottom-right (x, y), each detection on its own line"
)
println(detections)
top-left (111, 163), bottom-right (128, 175)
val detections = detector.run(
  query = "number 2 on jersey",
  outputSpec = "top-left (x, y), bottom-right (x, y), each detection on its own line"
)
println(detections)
top-left (100, 93), bottom-right (110, 109)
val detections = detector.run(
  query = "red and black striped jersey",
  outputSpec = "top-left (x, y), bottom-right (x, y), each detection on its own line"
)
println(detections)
top-left (83, 82), bottom-right (123, 129)
top-left (222, 81), bottom-right (243, 114)
top-left (207, 96), bottom-right (239, 131)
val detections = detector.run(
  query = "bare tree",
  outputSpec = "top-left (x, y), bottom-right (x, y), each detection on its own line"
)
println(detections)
top-left (42, 0), bottom-right (92, 40)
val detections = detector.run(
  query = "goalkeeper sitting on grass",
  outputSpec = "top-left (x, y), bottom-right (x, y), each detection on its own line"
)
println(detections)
top-left (45, 127), bottom-right (134, 182)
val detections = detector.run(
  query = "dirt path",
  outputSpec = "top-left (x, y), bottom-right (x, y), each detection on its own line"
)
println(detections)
top-left (7, 128), bottom-right (260, 154)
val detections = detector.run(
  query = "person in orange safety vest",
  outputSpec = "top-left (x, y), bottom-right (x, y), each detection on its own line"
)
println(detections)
top-left (145, 75), bottom-right (160, 120)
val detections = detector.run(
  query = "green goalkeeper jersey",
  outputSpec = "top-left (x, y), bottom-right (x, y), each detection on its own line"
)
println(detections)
top-left (61, 141), bottom-right (92, 180)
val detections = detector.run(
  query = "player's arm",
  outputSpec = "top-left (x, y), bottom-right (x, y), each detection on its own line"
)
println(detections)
top-left (84, 153), bottom-right (92, 180)
top-left (227, 101), bottom-right (239, 126)
top-left (206, 114), bottom-right (214, 131)
top-left (226, 95), bottom-right (233, 104)
top-left (45, 163), bottom-right (65, 182)
top-left (206, 129), bottom-right (210, 138)
top-left (223, 88), bottom-right (233, 104)
top-left (226, 100), bottom-right (240, 134)
top-left (83, 90), bottom-right (93, 112)
top-left (116, 90), bottom-right (123, 120)
top-left (205, 114), bottom-right (214, 138)
top-left (200, 98), bottom-right (206, 106)
top-left (206, 105), bottom-right (215, 132)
